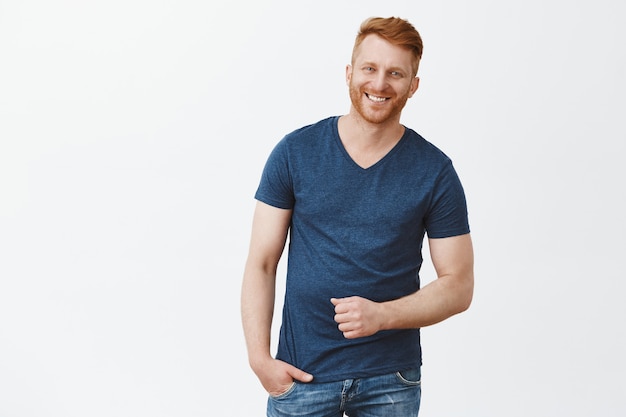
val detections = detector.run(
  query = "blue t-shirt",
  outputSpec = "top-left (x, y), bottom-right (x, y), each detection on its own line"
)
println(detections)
top-left (255, 116), bottom-right (470, 383)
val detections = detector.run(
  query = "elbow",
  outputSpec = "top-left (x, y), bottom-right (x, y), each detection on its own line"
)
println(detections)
top-left (458, 275), bottom-right (474, 312)
top-left (458, 293), bottom-right (473, 313)
top-left (453, 273), bottom-right (474, 314)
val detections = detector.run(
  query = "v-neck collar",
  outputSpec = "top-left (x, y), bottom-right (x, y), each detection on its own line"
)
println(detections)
top-left (332, 116), bottom-right (408, 171)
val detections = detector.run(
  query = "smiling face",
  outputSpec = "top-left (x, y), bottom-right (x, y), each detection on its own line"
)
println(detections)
top-left (347, 34), bottom-right (420, 126)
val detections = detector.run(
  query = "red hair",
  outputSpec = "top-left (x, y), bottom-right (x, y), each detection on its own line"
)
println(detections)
top-left (352, 17), bottom-right (424, 76)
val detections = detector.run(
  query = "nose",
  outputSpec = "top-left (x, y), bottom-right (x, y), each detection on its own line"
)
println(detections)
top-left (370, 71), bottom-right (388, 92)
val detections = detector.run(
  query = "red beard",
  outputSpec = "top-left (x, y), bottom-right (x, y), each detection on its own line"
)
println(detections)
top-left (348, 82), bottom-right (411, 125)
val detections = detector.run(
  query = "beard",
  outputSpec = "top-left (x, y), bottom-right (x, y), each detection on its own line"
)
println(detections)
top-left (348, 81), bottom-right (411, 125)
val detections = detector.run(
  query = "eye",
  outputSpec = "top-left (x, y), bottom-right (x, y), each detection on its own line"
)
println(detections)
top-left (390, 71), bottom-right (403, 78)
top-left (364, 66), bottom-right (375, 72)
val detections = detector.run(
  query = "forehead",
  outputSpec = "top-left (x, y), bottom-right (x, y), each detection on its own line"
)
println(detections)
top-left (353, 34), bottom-right (414, 70)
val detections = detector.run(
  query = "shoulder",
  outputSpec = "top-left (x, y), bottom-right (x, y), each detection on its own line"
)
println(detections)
top-left (282, 116), bottom-right (338, 144)
top-left (401, 127), bottom-right (453, 168)
top-left (264, 116), bottom-right (338, 166)
top-left (270, 116), bottom-right (339, 161)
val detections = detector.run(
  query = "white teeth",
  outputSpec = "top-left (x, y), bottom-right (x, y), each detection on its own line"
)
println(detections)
top-left (366, 93), bottom-right (387, 102)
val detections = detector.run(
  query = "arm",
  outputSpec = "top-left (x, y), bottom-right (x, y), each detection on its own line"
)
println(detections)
top-left (332, 233), bottom-right (474, 338)
top-left (241, 201), bottom-right (313, 393)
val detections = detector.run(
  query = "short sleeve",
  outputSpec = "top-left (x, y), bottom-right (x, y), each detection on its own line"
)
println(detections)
top-left (254, 138), bottom-right (295, 209)
top-left (424, 161), bottom-right (470, 238)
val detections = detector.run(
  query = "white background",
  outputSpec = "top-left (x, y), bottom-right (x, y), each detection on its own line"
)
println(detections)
top-left (1, 0), bottom-right (625, 416)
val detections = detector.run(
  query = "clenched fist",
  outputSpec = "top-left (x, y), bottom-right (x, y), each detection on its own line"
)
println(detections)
top-left (331, 296), bottom-right (384, 339)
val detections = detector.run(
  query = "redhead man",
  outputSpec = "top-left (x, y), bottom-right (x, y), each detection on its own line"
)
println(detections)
top-left (242, 16), bottom-right (474, 417)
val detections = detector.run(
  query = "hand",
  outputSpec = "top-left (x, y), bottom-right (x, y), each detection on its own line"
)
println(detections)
top-left (331, 296), bottom-right (383, 339)
top-left (253, 357), bottom-right (313, 396)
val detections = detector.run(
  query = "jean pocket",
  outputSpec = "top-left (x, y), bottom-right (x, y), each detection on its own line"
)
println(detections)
top-left (269, 381), bottom-right (297, 399)
top-left (396, 368), bottom-right (421, 386)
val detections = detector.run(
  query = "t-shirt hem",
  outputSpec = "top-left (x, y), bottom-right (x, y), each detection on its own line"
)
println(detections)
top-left (427, 227), bottom-right (471, 239)
top-left (254, 194), bottom-right (293, 210)
top-left (306, 361), bottom-right (422, 384)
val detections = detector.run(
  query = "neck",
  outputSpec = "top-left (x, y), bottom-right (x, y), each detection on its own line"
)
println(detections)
top-left (337, 110), bottom-right (406, 169)
top-left (340, 109), bottom-right (405, 148)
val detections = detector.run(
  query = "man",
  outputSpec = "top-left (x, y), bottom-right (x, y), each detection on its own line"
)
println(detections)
top-left (241, 16), bottom-right (474, 417)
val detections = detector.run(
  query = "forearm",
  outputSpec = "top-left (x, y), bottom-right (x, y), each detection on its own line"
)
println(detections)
top-left (241, 266), bottom-right (315, 391)
top-left (380, 270), bottom-right (474, 330)
top-left (241, 266), bottom-right (277, 370)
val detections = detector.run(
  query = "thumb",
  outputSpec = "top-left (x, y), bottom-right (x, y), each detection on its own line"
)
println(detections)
top-left (330, 297), bottom-right (342, 306)
top-left (287, 364), bottom-right (314, 383)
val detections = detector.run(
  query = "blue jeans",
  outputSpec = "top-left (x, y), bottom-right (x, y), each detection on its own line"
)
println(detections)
top-left (267, 368), bottom-right (421, 417)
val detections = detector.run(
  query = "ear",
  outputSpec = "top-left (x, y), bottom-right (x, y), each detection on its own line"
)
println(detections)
top-left (345, 64), bottom-right (353, 86)
top-left (408, 76), bottom-right (420, 98)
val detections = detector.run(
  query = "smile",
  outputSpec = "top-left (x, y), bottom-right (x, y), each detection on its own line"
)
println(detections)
top-left (366, 93), bottom-right (388, 103)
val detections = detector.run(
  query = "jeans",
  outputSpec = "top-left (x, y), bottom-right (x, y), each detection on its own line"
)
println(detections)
top-left (267, 368), bottom-right (421, 417)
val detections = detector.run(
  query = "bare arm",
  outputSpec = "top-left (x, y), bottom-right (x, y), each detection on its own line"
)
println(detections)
top-left (241, 201), bottom-right (313, 393)
top-left (332, 233), bottom-right (474, 338)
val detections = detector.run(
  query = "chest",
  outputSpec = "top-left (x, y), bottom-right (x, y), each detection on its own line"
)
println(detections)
top-left (292, 154), bottom-right (433, 232)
